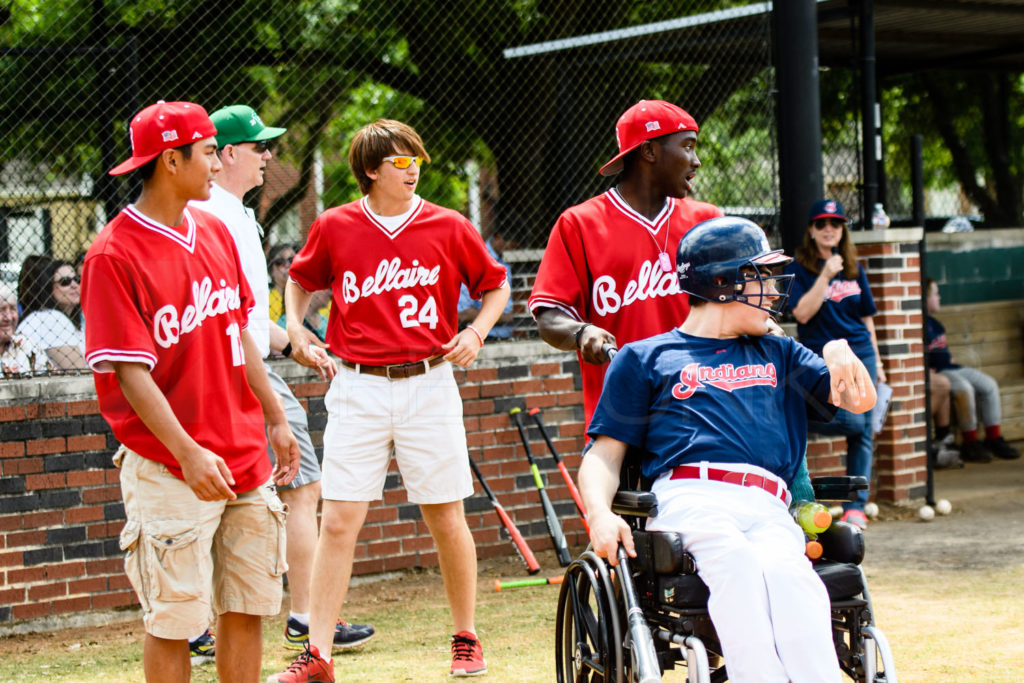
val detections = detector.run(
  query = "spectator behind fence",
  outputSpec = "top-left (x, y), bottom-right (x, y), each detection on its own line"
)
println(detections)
top-left (17, 255), bottom-right (88, 370)
top-left (0, 282), bottom-right (49, 376)
top-left (925, 277), bottom-right (1020, 461)
top-left (785, 199), bottom-right (885, 530)
top-left (268, 243), bottom-right (297, 325)
top-left (458, 229), bottom-right (515, 339)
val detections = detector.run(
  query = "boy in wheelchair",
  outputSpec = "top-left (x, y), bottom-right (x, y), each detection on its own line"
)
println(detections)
top-left (579, 217), bottom-right (877, 682)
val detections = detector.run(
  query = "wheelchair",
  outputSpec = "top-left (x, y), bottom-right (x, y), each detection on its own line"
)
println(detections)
top-left (554, 467), bottom-right (898, 682)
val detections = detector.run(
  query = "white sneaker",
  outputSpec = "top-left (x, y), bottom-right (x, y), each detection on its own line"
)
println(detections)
top-left (935, 434), bottom-right (963, 469)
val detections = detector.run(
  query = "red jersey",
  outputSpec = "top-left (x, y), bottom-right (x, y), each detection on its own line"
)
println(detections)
top-left (289, 197), bottom-right (507, 365)
top-left (82, 205), bottom-right (270, 493)
top-left (529, 189), bottom-right (721, 425)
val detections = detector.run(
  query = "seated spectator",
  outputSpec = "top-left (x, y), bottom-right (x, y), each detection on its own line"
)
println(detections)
top-left (926, 277), bottom-right (1020, 461)
top-left (268, 243), bottom-right (297, 326)
top-left (0, 282), bottom-right (49, 376)
top-left (458, 229), bottom-right (514, 339)
top-left (930, 370), bottom-right (963, 468)
top-left (17, 255), bottom-right (88, 370)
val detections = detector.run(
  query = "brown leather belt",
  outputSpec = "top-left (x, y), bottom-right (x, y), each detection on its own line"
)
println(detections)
top-left (340, 355), bottom-right (446, 380)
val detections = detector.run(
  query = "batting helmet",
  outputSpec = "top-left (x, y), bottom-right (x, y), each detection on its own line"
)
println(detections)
top-left (676, 216), bottom-right (794, 315)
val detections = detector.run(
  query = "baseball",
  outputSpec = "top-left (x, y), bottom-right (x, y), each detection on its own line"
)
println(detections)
top-left (864, 502), bottom-right (879, 519)
top-left (918, 504), bottom-right (935, 521)
top-left (935, 499), bottom-right (952, 515)
top-left (828, 505), bottom-right (844, 518)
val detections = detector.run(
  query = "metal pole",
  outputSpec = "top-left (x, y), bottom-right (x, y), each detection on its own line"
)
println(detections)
top-left (774, 0), bottom-right (823, 255)
top-left (859, 0), bottom-right (878, 228)
top-left (911, 134), bottom-right (925, 227)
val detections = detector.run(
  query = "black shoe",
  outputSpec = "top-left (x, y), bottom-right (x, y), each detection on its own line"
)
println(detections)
top-left (960, 440), bottom-right (994, 463)
top-left (984, 437), bottom-right (1021, 460)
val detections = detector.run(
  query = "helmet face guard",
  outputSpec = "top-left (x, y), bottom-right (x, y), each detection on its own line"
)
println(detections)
top-left (676, 217), bottom-right (795, 318)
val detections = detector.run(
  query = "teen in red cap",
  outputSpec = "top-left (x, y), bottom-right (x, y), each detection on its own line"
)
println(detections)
top-left (81, 100), bottom-right (300, 682)
top-left (530, 99), bottom-right (722, 427)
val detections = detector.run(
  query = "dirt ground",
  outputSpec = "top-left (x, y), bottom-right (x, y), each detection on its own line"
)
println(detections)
top-left (0, 449), bottom-right (1021, 681)
top-left (863, 453), bottom-right (1024, 571)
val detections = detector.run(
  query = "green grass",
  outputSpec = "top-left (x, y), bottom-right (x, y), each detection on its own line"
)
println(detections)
top-left (2, 553), bottom-right (1023, 681)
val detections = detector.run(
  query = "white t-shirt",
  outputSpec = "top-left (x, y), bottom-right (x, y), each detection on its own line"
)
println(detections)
top-left (17, 309), bottom-right (84, 353)
top-left (191, 184), bottom-right (272, 358)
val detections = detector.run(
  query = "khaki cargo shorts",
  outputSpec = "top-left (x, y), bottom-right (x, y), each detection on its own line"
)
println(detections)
top-left (115, 447), bottom-right (287, 640)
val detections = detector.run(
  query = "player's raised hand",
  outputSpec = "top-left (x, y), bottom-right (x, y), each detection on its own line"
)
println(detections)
top-left (823, 339), bottom-right (877, 414)
top-left (268, 421), bottom-right (301, 486)
top-left (442, 327), bottom-right (483, 367)
top-left (578, 324), bottom-right (617, 365)
top-left (179, 447), bottom-right (237, 501)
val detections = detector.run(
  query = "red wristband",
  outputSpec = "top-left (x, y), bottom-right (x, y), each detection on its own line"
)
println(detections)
top-left (466, 324), bottom-right (485, 346)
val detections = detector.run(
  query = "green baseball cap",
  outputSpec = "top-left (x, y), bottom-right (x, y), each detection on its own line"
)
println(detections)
top-left (210, 105), bottom-right (286, 147)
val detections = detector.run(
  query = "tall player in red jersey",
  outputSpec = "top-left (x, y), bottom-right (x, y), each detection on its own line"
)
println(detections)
top-left (81, 101), bottom-right (299, 683)
top-left (530, 100), bottom-right (722, 427)
top-left (269, 120), bottom-right (509, 683)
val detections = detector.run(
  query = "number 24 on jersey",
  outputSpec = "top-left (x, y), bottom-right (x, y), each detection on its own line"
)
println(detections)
top-left (398, 295), bottom-right (438, 329)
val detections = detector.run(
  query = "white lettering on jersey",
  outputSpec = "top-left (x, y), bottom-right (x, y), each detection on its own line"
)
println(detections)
top-left (592, 259), bottom-right (679, 317)
top-left (340, 257), bottom-right (440, 304)
top-left (153, 276), bottom-right (242, 348)
top-left (672, 362), bottom-right (778, 400)
top-left (825, 280), bottom-right (861, 302)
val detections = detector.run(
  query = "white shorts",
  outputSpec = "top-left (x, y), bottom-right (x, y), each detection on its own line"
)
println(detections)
top-left (320, 360), bottom-right (473, 504)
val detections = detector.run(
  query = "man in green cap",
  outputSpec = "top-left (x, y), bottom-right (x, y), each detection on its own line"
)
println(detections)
top-left (190, 105), bottom-right (375, 658)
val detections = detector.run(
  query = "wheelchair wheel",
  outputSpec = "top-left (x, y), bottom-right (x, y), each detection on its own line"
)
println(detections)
top-left (555, 551), bottom-right (624, 682)
top-left (861, 626), bottom-right (897, 682)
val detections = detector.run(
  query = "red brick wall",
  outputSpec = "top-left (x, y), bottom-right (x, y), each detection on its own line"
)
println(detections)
top-left (0, 228), bottom-right (926, 629)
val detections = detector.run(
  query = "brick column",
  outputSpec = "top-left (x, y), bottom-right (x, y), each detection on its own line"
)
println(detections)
top-left (805, 228), bottom-right (927, 504)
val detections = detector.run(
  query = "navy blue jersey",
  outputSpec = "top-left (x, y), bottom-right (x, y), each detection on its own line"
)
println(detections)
top-left (785, 261), bottom-right (877, 355)
top-left (926, 315), bottom-right (959, 371)
top-left (588, 329), bottom-right (836, 484)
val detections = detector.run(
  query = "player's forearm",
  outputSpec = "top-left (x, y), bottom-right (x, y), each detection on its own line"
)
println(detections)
top-left (468, 285), bottom-right (511, 338)
top-left (268, 322), bottom-right (290, 354)
top-left (536, 307), bottom-right (586, 351)
top-left (578, 436), bottom-right (628, 517)
top-left (241, 330), bottom-right (288, 426)
top-left (112, 361), bottom-right (203, 465)
top-left (284, 280), bottom-right (314, 342)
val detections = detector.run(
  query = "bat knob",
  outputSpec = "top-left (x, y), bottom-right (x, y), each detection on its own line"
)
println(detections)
top-left (509, 407), bottom-right (522, 415)
top-left (528, 407), bottom-right (541, 416)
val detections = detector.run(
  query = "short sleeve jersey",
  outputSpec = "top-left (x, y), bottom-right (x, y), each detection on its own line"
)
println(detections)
top-left (191, 184), bottom-right (272, 357)
top-left (785, 260), bottom-right (877, 355)
top-left (529, 189), bottom-right (721, 426)
top-left (588, 330), bottom-right (835, 484)
top-left (288, 196), bottom-right (508, 365)
top-left (925, 315), bottom-right (959, 371)
top-left (82, 205), bottom-right (270, 493)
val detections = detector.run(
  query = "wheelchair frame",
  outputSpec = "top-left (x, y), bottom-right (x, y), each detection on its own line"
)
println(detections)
top-left (554, 472), bottom-right (898, 682)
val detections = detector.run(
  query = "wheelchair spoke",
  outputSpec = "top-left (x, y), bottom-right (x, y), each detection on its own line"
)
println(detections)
top-left (556, 559), bottom-right (618, 683)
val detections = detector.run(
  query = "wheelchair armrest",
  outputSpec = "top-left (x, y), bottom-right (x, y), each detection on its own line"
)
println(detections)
top-left (819, 520), bottom-right (865, 565)
top-left (811, 476), bottom-right (868, 502)
top-left (611, 490), bottom-right (659, 518)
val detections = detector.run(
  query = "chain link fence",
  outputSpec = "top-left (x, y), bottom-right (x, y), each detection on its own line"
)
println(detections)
top-left (0, 1), bottom-right (1012, 378)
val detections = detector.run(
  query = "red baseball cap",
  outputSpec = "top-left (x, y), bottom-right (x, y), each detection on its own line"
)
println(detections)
top-left (109, 101), bottom-right (218, 176)
top-left (599, 100), bottom-right (699, 176)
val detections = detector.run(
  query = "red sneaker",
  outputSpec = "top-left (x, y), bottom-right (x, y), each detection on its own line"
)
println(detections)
top-left (266, 644), bottom-right (334, 683)
top-left (450, 631), bottom-right (487, 677)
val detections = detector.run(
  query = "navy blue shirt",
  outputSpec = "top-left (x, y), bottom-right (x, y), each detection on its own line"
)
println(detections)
top-left (588, 329), bottom-right (836, 484)
top-left (785, 261), bottom-right (877, 355)
top-left (926, 315), bottom-right (959, 371)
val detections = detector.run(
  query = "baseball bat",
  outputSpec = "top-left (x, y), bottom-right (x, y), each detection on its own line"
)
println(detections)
top-left (493, 575), bottom-right (564, 592)
top-left (468, 455), bottom-right (541, 575)
top-left (527, 407), bottom-right (589, 533)
top-left (510, 407), bottom-right (573, 567)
